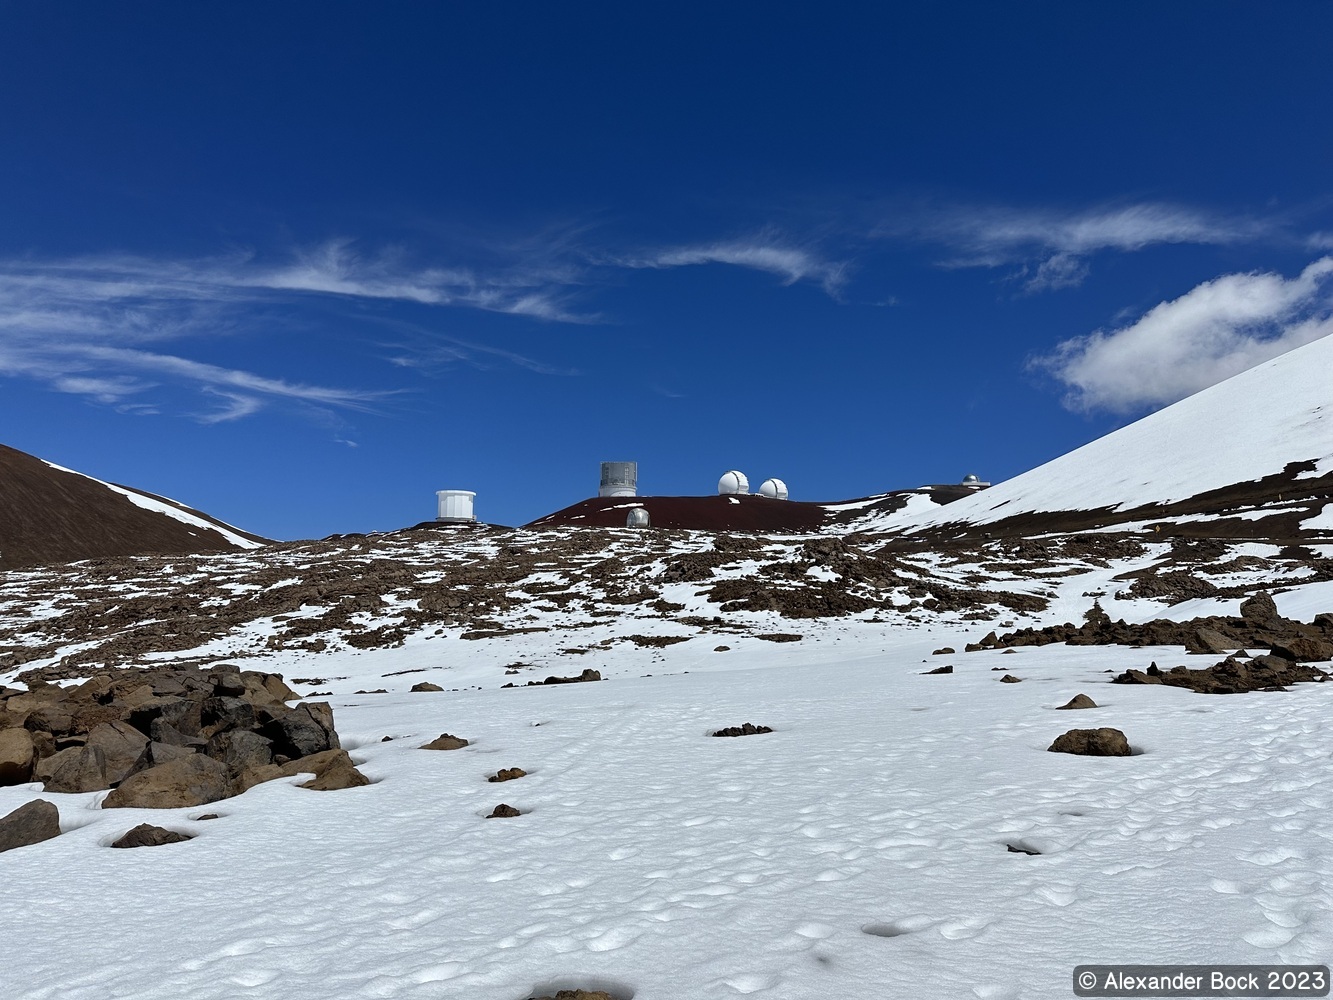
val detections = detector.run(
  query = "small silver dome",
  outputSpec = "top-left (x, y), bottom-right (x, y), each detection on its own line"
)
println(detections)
top-left (626, 507), bottom-right (650, 528)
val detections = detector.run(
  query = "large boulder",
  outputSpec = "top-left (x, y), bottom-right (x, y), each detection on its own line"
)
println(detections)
top-left (0, 799), bottom-right (60, 853)
top-left (34, 744), bottom-right (110, 793)
top-left (0, 728), bottom-right (36, 785)
top-left (102, 753), bottom-right (230, 809)
top-left (124, 740), bottom-right (196, 780)
top-left (84, 721), bottom-right (149, 785)
top-left (288, 750), bottom-right (370, 791)
top-left (1239, 591), bottom-right (1283, 629)
top-left (265, 703), bottom-right (339, 759)
top-left (1269, 637), bottom-right (1333, 662)
top-left (421, 733), bottom-right (469, 751)
top-left (205, 729), bottom-right (273, 774)
top-left (1056, 694), bottom-right (1098, 710)
top-left (1048, 728), bottom-right (1132, 756)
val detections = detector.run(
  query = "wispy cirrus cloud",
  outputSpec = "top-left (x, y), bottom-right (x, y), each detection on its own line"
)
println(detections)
top-left (880, 201), bottom-right (1273, 292)
top-left (0, 239), bottom-right (590, 420)
top-left (608, 231), bottom-right (849, 295)
top-left (1032, 257), bottom-right (1333, 413)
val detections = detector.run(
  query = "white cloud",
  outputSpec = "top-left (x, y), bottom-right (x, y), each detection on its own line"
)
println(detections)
top-left (615, 233), bottom-right (848, 295)
top-left (1034, 257), bottom-right (1333, 413)
top-left (885, 201), bottom-right (1270, 292)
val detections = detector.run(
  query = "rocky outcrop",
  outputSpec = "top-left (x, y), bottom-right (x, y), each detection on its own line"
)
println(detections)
top-left (1112, 655), bottom-right (1328, 694)
top-left (0, 799), bottom-right (60, 853)
top-left (488, 767), bottom-right (526, 783)
top-left (1048, 728), bottom-right (1132, 756)
top-left (0, 665), bottom-right (356, 808)
top-left (487, 803), bottom-right (520, 818)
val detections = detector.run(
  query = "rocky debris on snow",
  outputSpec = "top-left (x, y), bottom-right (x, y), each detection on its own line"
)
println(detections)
top-left (0, 664), bottom-right (361, 807)
top-left (503, 669), bottom-right (603, 688)
top-left (1006, 843), bottom-right (1041, 856)
top-left (488, 767), bottom-right (527, 783)
top-left (973, 592), bottom-right (1333, 659)
top-left (1111, 655), bottom-right (1329, 694)
top-left (487, 803), bottom-right (521, 818)
top-left (923, 665), bottom-right (953, 675)
top-left (0, 799), bottom-right (60, 853)
top-left (933, 647), bottom-right (955, 655)
top-left (711, 723), bottom-right (773, 737)
top-left (713, 645), bottom-right (731, 652)
top-left (999, 674), bottom-right (1023, 683)
top-left (110, 823), bottom-right (193, 848)
top-left (410, 682), bottom-right (445, 692)
top-left (1048, 728), bottom-right (1132, 756)
top-left (421, 733), bottom-right (469, 751)
top-left (1057, 694), bottom-right (1098, 710)
top-left (526, 991), bottom-right (617, 1000)
top-left (623, 635), bottom-right (691, 648)
top-left (757, 634), bottom-right (803, 643)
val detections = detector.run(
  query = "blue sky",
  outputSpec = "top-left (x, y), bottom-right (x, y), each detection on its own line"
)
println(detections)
top-left (2, 3), bottom-right (1331, 538)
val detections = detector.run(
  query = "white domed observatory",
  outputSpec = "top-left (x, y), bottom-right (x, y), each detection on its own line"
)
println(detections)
top-left (960, 473), bottom-right (991, 488)
top-left (435, 490), bottom-right (477, 523)
top-left (757, 478), bottom-right (788, 500)
top-left (599, 461), bottom-right (638, 498)
top-left (717, 470), bottom-right (750, 495)
top-left (626, 506), bottom-right (650, 528)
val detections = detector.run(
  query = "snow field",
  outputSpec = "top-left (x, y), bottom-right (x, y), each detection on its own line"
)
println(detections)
top-left (2, 632), bottom-right (1330, 1000)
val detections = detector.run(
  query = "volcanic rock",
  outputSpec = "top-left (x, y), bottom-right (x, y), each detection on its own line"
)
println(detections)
top-left (999, 674), bottom-right (1023, 683)
top-left (527, 992), bottom-right (616, 1000)
top-left (923, 665), bottom-right (953, 675)
top-left (0, 728), bottom-right (36, 784)
top-left (84, 721), bottom-right (149, 784)
top-left (110, 823), bottom-right (193, 848)
top-left (410, 682), bottom-right (444, 692)
top-left (265, 702), bottom-right (340, 758)
top-left (421, 733), bottom-right (469, 751)
top-left (1239, 590), bottom-right (1282, 628)
top-left (711, 723), bottom-right (773, 737)
top-left (1269, 637), bottom-right (1333, 662)
top-left (1048, 728), bottom-right (1131, 756)
top-left (34, 744), bottom-right (110, 792)
top-left (541, 669), bottom-right (602, 685)
top-left (291, 749), bottom-right (370, 791)
top-left (0, 799), bottom-right (61, 854)
top-left (487, 803), bottom-right (520, 818)
top-left (103, 753), bottom-right (231, 809)
top-left (1112, 655), bottom-right (1328, 694)
top-left (1056, 694), bottom-right (1098, 710)
top-left (488, 767), bottom-right (527, 783)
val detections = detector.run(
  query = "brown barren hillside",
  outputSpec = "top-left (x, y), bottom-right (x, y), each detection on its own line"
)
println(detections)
top-left (0, 444), bottom-right (269, 569)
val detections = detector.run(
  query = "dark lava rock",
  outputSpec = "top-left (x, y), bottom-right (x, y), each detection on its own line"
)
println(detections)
top-left (1006, 843), bottom-right (1041, 856)
top-left (488, 767), bottom-right (527, 783)
top-left (103, 753), bottom-right (231, 809)
top-left (923, 665), bottom-right (953, 675)
top-left (0, 799), bottom-right (61, 853)
top-left (1048, 728), bottom-right (1131, 756)
top-left (110, 823), bottom-right (193, 848)
top-left (34, 744), bottom-right (110, 793)
top-left (1269, 637), bottom-right (1333, 662)
top-left (1240, 590), bottom-right (1282, 627)
top-left (1056, 694), bottom-right (1098, 710)
top-left (0, 728), bottom-right (36, 785)
top-left (541, 669), bottom-right (602, 685)
top-left (711, 723), bottom-right (773, 737)
top-left (999, 674), bottom-right (1023, 683)
top-left (713, 646), bottom-right (731, 652)
top-left (487, 803), bottom-right (521, 818)
top-left (757, 634), bottom-right (803, 643)
top-left (932, 647), bottom-right (955, 655)
top-left (410, 682), bottom-right (445, 692)
top-left (527, 992), bottom-right (616, 1000)
top-left (1112, 655), bottom-right (1328, 694)
top-left (421, 733), bottom-right (469, 751)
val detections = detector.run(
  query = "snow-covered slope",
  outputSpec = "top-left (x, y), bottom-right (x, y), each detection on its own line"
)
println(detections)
top-left (869, 336), bottom-right (1333, 540)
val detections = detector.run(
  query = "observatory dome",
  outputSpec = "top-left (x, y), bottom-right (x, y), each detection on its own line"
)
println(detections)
top-left (717, 470), bottom-right (750, 495)
top-left (962, 474), bottom-right (980, 485)
top-left (626, 506), bottom-right (650, 528)
top-left (435, 490), bottom-right (477, 523)
top-left (757, 478), bottom-right (788, 500)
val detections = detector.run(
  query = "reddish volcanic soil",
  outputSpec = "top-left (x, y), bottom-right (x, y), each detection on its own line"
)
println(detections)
top-left (0, 444), bottom-right (269, 569)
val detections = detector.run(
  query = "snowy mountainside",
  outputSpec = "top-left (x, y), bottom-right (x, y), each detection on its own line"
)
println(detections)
top-left (840, 335), bottom-right (1333, 541)
top-left (0, 443), bottom-right (267, 569)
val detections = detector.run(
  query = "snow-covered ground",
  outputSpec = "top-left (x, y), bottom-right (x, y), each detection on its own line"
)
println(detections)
top-left (2, 554), bottom-right (1331, 999)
